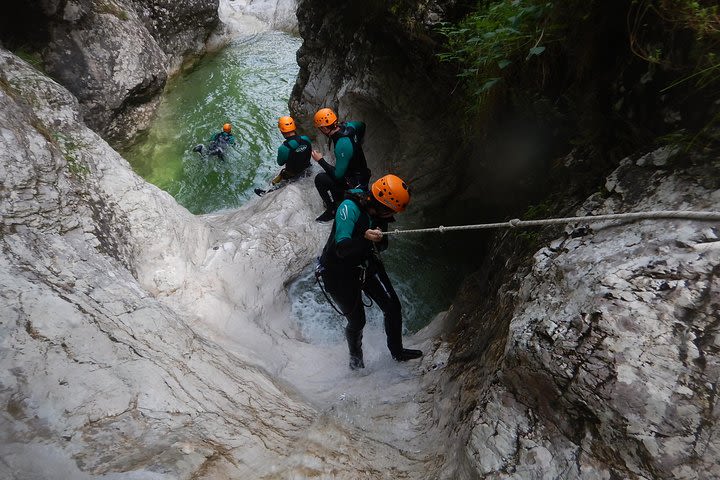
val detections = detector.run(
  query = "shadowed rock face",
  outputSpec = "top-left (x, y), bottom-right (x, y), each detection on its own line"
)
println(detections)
top-left (291, 0), bottom-right (466, 215)
top-left (0, 0), bottom-right (219, 147)
top-left (291, 2), bottom-right (720, 479)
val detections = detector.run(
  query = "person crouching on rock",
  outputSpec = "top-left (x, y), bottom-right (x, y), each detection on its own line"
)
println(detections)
top-left (315, 174), bottom-right (423, 370)
top-left (254, 116), bottom-right (312, 196)
top-left (311, 107), bottom-right (371, 222)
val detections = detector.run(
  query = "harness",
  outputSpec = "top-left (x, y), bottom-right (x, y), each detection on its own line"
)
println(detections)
top-left (314, 260), bottom-right (373, 317)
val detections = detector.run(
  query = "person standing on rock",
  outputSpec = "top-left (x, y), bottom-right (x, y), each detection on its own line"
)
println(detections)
top-left (254, 116), bottom-right (313, 196)
top-left (193, 123), bottom-right (236, 161)
top-left (311, 107), bottom-right (371, 222)
top-left (315, 174), bottom-right (423, 370)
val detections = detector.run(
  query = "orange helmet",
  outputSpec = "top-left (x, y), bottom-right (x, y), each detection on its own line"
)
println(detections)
top-left (314, 108), bottom-right (338, 127)
top-left (278, 116), bottom-right (296, 133)
top-left (223, 123), bottom-right (232, 133)
top-left (371, 174), bottom-right (410, 213)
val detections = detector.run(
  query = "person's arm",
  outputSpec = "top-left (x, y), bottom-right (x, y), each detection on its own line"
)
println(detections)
top-left (228, 134), bottom-right (236, 145)
top-left (312, 149), bottom-right (336, 178)
top-left (334, 202), bottom-right (367, 258)
top-left (277, 144), bottom-right (290, 166)
top-left (333, 137), bottom-right (354, 180)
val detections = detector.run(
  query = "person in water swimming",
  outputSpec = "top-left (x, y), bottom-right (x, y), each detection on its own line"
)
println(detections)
top-left (193, 123), bottom-right (236, 161)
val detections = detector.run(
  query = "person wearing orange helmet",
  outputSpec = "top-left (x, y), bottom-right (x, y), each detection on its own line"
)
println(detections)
top-left (192, 122), bottom-right (236, 161)
top-left (311, 107), bottom-right (371, 222)
top-left (315, 174), bottom-right (422, 370)
top-left (254, 116), bottom-right (313, 196)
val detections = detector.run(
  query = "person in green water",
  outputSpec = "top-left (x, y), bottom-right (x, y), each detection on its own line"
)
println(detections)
top-left (254, 116), bottom-right (312, 196)
top-left (193, 123), bottom-right (236, 161)
top-left (311, 107), bottom-right (371, 222)
top-left (315, 174), bottom-right (423, 370)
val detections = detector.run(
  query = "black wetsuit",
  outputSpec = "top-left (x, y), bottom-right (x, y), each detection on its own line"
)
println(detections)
top-left (318, 194), bottom-right (405, 368)
top-left (315, 121), bottom-right (371, 210)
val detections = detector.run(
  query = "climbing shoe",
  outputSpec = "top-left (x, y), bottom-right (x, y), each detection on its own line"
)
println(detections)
top-left (349, 356), bottom-right (365, 370)
top-left (192, 144), bottom-right (203, 153)
top-left (254, 188), bottom-right (266, 197)
top-left (315, 209), bottom-right (335, 222)
top-left (392, 348), bottom-right (423, 362)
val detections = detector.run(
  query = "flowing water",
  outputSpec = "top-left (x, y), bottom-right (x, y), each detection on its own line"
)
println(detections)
top-left (123, 30), bottom-right (468, 344)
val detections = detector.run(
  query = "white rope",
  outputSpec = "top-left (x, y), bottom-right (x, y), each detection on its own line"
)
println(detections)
top-left (382, 210), bottom-right (720, 236)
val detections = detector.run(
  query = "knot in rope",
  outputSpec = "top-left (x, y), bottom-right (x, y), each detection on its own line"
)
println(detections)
top-left (509, 218), bottom-right (521, 228)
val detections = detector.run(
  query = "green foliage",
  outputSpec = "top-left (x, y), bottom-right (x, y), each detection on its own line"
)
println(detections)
top-left (438, 1), bottom-right (554, 105)
top-left (629, 0), bottom-right (720, 86)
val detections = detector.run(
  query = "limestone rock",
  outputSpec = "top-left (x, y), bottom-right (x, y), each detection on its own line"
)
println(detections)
top-left (0, 47), bottom-right (417, 479)
top-left (436, 157), bottom-right (720, 479)
top-left (2, 0), bottom-right (219, 146)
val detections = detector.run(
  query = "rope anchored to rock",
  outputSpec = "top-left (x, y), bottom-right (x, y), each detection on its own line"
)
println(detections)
top-left (381, 210), bottom-right (720, 236)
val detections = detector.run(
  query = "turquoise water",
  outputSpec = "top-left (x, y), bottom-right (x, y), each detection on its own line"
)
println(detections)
top-left (123, 32), bottom-right (301, 214)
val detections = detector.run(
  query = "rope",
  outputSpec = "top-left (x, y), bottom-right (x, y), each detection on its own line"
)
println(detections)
top-left (381, 210), bottom-right (720, 236)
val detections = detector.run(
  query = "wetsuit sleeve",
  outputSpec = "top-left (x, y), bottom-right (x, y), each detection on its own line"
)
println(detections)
top-left (334, 201), bottom-right (366, 258)
top-left (317, 158), bottom-right (337, 178)
top-left (228, 134), bottom-right (236, 145)
top-left (209, 132), bottom-right (219, 143)
top-left (277, 144), bottom-right (290, 166)
top-left (333, 137), bottom-right (353, 180)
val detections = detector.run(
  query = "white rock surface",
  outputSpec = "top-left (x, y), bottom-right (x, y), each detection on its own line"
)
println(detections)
top-left (436, 159), bottom-right (720, 479)
top-left (216, 0), bottom-right (298, 37)
top-left (0, 48), bottom-right (441, 479)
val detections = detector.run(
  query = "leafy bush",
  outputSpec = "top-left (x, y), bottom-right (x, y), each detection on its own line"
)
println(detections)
top-left (438, 1), bottom-right (554, 104)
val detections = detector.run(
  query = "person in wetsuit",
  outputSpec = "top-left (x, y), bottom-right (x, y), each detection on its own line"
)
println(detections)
top-left (254, 116), bottom-right (312, 196)
top-left (311, 107), bottom-right (371, 222)
top-left (193, 123), bottom-right (236, 161)
top-left (316, 174), bottom-right (423, 370)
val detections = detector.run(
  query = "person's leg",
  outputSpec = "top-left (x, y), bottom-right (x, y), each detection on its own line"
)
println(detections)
top-left (323, 269), bottom-right (366, 369)
top-left (314, 173), bottom-right (338, 222)
top-left (362, 261), bottom-right (422, 362)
